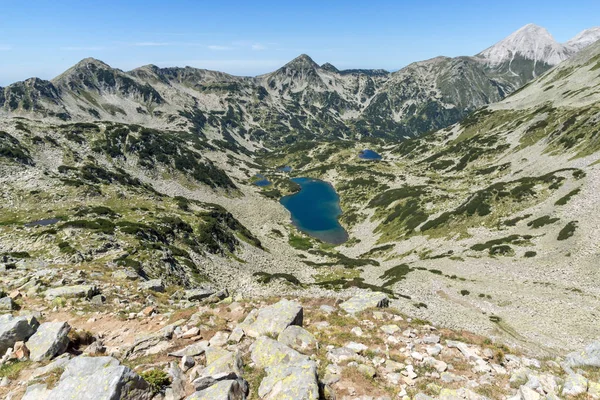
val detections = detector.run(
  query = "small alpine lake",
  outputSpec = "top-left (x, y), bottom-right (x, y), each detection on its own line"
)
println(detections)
top-left (253, 174), bottom-right (272, 187)
top-left (359, 149), bottom-right (382, 160)
top-left (280, 177), bottom-right (349, 245)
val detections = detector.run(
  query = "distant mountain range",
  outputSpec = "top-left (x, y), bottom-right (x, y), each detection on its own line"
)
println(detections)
top-left (1, 24), bottom-right (598, 147)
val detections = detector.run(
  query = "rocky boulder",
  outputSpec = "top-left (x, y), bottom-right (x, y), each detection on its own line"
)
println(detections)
top-left (185, 288), bottom-right (216, 302)
top-left (277, 325), bottom-right (318, 354)
top-left (0, 297), bottom-right (17, 311)
top-left (0, 314), bottom-right (39, 355)
top-left (186, 379), bottom-right (246, 400)
top-left (243, 299), bottom-right (303, 338)
top-left (339, 292), bottom-right (389, 314)
top-left (259, 359), bottom-right (319, 400)
top-left (44, 285), bottom-right (98, 300)
top-left (27, 321), bottom-right (70, 361)
top-left (44, 356), bottom-right (152, 400)
top-left (565, 341), bottom-right (600, 368)
top-left (203, 348), bottom-right (244, 376)
top-left (250, 336), bottom-right (307, 369)
top-left (139, 279), bottom-right (165, 293)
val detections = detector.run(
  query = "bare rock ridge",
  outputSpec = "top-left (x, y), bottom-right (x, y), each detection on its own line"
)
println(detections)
top-left (0, 24), bottom-right (598, 145)
top-left (477, 23), bottom-right (572, 66)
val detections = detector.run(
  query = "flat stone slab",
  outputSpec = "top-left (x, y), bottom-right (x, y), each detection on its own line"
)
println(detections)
top-left (169, 341), bottom-right (209, 357)
top-left (192, 372), bottom-right (239, 392)
top-left (44, 285), bottom-right (98, 300)
top-left (44, 356), bottom-right (152, 400)
top-left (139, 279), bottom-right (165, 293)
top-left (339, 292), bottom-right (389, 315)
top-left (250, 336), bottom-right (307, 369)
top-left (259, 359), bottom-right (319, 400)
top-left (244, 299), bottom-right (303, 338)
top-left (278, 325), bottom-right (318, 354)
top-left (186, 379), bottom-right (246, 400)
top-left (203, 348), bottom-right (243, 376)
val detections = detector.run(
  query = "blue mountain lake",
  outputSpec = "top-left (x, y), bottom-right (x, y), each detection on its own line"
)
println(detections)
top-left (359, 149), bottom-right (382, 160)
top-left (253, 174), bottom-right (271, 187)
top-left (280, 177), bottom-right (349, 245)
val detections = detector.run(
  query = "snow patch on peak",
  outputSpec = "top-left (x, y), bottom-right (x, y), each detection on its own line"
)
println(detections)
top-left (477, 23), bottom-right (571, 66)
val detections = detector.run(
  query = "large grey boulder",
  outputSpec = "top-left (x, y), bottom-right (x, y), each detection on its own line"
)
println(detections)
top-left (258, 359), bottom-right (319, 400)
top-left (27, 321), bottom-right (71, 361)
top-left (250, 336), bottom-right (308, 369)
top-left (185, 288), bottom-right (216, 302)
top-left (203, 348), bottom-right (244, 376)
top-left (22, 383), bottom-right (51, 400)
top-left (45, 356), bottom-right (152, 400)
top-left (165, 362), bottom-right (186, 400)
top-left (168, 341), bottom-right (209, 357)
top-left (112, 268), bottom-right (139, 281)
top-left (244, 299), bottom-right (303, 338)
top-left (0, 297), bottom-right (17, 311)
top-left (565, 341), bottom-right (600, 367)
top-left (44, 285), bottom-right (98, 300)
top-left (0, 314), bottom-right (39, 355)
top-left (139, 279), bottom-right (165, 293)
top-left (562, 373), bottom-right (588, 397)
top-left (277, 325), bottom-right (318, 354)
top-left (339, 292), bottom-right (389, 315)
top-left (186, 379), bottom-right (246, 400)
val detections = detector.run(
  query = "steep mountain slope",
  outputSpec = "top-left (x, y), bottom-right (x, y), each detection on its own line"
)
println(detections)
top-left (1, 24), bottom-right (597, 148)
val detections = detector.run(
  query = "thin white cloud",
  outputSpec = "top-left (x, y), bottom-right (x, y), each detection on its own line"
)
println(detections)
top-left (251, 43), bottom-right (267, 51)
top-left (60, 46), bottom-right (105, 51)
top-left (208, 45), bottom-right (233, 51)
top-left (0, 45), bottom-right (12, 51)
top-left (133, 42), bottom-right (171, 47)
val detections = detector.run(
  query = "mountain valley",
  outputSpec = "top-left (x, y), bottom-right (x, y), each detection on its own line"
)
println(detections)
top-left (1, 22), bottom-right (600, 400)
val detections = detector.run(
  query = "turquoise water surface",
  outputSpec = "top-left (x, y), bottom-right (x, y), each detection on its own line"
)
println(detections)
top-left (280, 177), bottom-right (348, 245)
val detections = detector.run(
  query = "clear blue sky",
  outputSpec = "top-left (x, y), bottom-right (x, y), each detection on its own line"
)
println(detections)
top-left (1, 0), bottom-right (598, 85)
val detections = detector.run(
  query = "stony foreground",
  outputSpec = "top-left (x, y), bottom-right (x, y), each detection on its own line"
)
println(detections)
top-left (1, 272), bottom-right (600, 400)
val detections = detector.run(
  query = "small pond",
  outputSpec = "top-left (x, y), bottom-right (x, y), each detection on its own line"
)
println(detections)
top-left (25, 218), bottom-right (60, 227)
top-left (359, 149), bottom-right (382, 160)
top-left (253, 174), bottom-right (271, 187)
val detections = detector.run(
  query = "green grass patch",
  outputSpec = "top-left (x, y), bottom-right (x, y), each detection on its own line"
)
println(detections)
top-left (253, 272), bottom-right (302, 286)
top-left (555, 188), bottom-right (580, 206)
top-left (289, 234), bottom-right (313, 251)
top-left (557, 221), bottom-right (578, 241)
top-left (380, 264), bottom-right (412, 287)
top-left (526, 215), bottom-right (560, 228)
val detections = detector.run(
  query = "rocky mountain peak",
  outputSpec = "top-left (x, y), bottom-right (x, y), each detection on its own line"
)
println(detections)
top-left (320, 62), bottom-right (339, 73)
top-left (69, 57), bottom-right (112, 71)
top-left (283, 54), bottom-right (320, 71)
top-left (477, 23), bottom-right (571, 66)
top-left (565, 27), bottom-right (600, 52)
